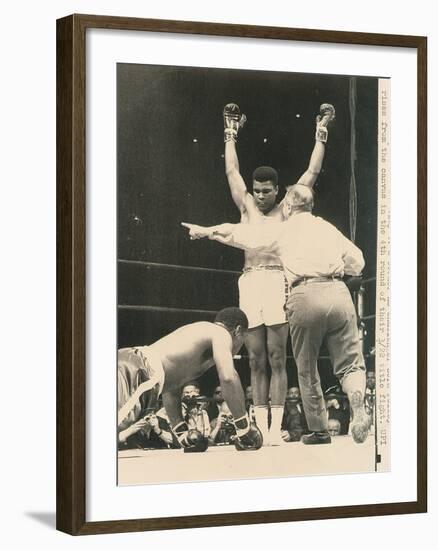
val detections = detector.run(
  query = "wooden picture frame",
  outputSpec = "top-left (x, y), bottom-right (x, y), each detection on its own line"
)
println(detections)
top-left (56, 13), bottom-right (427, 535)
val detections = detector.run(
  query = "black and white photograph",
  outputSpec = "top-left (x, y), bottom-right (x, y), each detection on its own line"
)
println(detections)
top-left (2, 0), bottom-right (432, 542)
top-left (116, 63), bottom-right (390, 486)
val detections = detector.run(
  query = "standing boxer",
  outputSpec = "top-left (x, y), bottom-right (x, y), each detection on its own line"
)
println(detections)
top-left (117, 307), bottom-right (263, 451)
top-left (221, 103), bottom-right (334, 445)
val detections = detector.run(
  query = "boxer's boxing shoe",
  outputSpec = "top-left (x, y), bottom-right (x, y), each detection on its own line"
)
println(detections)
top-left (301, 431), bottom-right (331, 445)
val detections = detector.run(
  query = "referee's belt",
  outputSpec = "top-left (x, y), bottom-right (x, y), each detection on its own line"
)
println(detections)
top-left (290, 275), bottom-right (342, 289)
top-left (242, 265), bottom-right (283, 274)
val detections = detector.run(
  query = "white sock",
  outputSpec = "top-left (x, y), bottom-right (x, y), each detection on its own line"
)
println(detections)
top-left (270, 406), bottom-right (284, 436)
top-left (253, 405), bottom-right (269, 439)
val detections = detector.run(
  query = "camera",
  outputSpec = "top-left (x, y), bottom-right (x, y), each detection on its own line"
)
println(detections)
top-left (222, 414), bottom-right (234, 427)
top-left (182, 395), bottom-right (198, 409)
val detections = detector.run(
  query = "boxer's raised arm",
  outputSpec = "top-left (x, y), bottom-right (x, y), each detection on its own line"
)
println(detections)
top-left (225, 140), bottom-right (249, 212)
top-left (223, 103), bottom-right (255, 214)
top-left (295, 104), bottom-right (335, 189)
top-left (295, 142), bottom-right (326, 189)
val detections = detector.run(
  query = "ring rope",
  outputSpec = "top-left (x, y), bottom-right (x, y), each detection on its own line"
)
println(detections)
top-left (118, 259), bottom-right (241, 276)
top-left (234, 353), bottom-right (374, 361)
top-left (119, 260), bottom-right (377, 287)
top-left (119, 305), bottom-right (217, 315)
top-left (119, 305), bottom-right (375, 322)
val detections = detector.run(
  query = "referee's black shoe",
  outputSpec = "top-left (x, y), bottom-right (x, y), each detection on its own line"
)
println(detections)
top-left (301, 431), bottom-right (331, 445)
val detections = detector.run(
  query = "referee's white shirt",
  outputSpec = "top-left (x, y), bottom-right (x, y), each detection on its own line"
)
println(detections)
top-left (228, 212), bottom-right (365, 286)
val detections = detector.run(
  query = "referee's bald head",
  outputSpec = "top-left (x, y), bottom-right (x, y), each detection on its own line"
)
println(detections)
top-left (283, 184), bottom-right (314, 217)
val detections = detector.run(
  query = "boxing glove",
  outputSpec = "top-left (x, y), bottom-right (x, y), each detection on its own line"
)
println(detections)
top-left (183, 429), bottom-right (209, 453)
top-left (233, 413), bottom-right (263, 451)
top-left (223, 103), bottom-right (246, 143)
top-left (234, 425), bottom-right (263, 451)
top-left (315, 103), bottom-right (336, 143)
top-left (174, 422), bottom-right (209, 452)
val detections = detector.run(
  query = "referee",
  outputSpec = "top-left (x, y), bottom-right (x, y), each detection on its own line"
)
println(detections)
top-left (182, 184), bottom-right (370, 444)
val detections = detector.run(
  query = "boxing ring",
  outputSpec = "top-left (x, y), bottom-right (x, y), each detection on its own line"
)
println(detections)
top-left (117, 260), bottom-right (377, 487)
top-left (118, 437), bottom-right (375, 486)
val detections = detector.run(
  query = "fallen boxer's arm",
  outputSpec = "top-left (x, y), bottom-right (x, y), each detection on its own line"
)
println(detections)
top-left (211, 327), bottom-right (263, 451)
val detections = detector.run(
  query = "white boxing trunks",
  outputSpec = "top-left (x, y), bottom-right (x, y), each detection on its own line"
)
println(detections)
top-left (117, 345), bottom-right (165, 430)
top-left (238, 265), bottom-right (288, 329)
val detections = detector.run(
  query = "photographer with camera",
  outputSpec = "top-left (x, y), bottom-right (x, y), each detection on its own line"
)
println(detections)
top-left (118, 409), bottom-right (175, 449)
top-left (182, 383), bottom-right (211, 438)
top-left (152, 384), bottom-right (211, 449)
top-left (209, 401), bottom-right (237, 445)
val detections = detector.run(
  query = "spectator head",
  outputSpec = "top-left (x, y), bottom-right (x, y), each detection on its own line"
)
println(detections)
top-left (212, 386), bottom-right (224, 404)
top-left (182, 383), bottom-right (201, 413)
top-left (182, 382), bottom-right (200, 399)
top-left (287, 386), bottom-right (301, 400)
top-left (245, 386), bottom-right (253, 400)
top-left (285, 386), bottom-right (302, 412)
top-left (328, 419), bottom-right (341, 436)
top-left (366, 370), bottom-right (376, 390)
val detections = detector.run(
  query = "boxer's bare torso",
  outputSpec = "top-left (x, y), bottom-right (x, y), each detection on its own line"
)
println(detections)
top-left (241, 201), bottom-right (285, 270)
top-left (149, 322), bottom-right (240, 393)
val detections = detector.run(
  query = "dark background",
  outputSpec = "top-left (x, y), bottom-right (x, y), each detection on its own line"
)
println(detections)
top-left (117, 63), bottom-right (378, 394)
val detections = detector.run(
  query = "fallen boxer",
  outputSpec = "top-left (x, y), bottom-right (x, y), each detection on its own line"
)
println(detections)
top-left (118, 307), bottom-right (263, 452)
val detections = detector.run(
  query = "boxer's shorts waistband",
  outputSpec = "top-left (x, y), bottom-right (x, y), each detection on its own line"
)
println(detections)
top-left (242, 265), bottom-right (283, 274)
